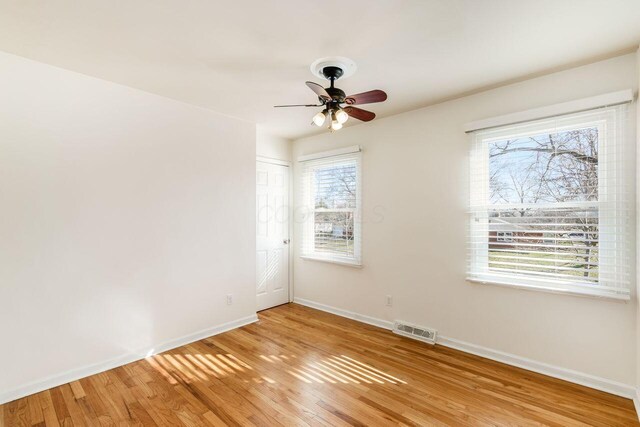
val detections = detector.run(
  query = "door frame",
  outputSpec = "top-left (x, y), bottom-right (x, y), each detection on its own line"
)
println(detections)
top-left (256, 156), bottom-right (294, 305)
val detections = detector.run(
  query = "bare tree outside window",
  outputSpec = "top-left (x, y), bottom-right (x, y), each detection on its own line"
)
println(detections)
top-left (487, 127), bottom-right (599, 281)
top-left (313, 163), bottom-right (357, 257)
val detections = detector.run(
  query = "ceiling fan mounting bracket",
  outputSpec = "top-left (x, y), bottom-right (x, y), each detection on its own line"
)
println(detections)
top-left (310, 56), bottom-right (357, 80)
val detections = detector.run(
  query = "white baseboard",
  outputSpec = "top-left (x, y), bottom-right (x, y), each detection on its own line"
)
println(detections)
top-left (437, 336), bottom-right (635, 398)
top-left (633, 388), bottom-right (640, 422)
top-left (293, 297), bottom-right (636, 399)
top-left (0, 314), bottom-right (258, 405)
top-left (294, 297), bottom-right (394, 330)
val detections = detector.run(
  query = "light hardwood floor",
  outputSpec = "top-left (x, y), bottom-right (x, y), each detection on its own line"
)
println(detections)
top-left (1, 303), bottom-right (638, 426)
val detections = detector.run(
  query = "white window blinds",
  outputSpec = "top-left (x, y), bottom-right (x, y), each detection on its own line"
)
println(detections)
top-left (299, 148), bottom-right (362, 265)
top-left (468, 104), bottom-right (631, 299)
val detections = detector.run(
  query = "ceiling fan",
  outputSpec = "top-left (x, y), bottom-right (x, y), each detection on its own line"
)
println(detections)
top-left (274, 60), bottom-right (387, 131)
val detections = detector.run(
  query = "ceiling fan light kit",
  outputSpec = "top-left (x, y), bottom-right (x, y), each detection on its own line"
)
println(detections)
top-left (275, 56), bottom-right (387, 132)
top-left (312, 110), bottom-right (327, 126)
top-left (335, 109), bottom-right (349, 124)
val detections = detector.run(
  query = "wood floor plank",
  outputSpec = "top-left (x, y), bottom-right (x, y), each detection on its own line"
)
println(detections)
top-left (4, 398), bottom-right (28, 427)
top-left (58, 385), bottom-right (89, 427)
top-left (1, 303), bottom-right (638, 426)
top-left (37, 392), bottom-right (60, 427)
top-left (26, 394), bottom-right (44, 426)
top-left (69, 382), bottom-right (86, 401)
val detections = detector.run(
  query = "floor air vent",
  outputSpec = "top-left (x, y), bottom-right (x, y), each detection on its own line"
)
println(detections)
top-left (393, 321), bottom-right (437, 344)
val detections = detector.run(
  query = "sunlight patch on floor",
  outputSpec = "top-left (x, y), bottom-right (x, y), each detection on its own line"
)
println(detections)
top-left (146, 352), bottom-right (406, 386)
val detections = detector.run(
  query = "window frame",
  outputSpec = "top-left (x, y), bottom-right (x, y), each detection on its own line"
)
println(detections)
top-left (467, 106), bottom-right (630, 300)
top-left (300, 152), bottom-right (362, 266)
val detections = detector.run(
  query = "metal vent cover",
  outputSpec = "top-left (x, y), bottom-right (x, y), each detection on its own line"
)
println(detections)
top-left (393, 321), bottom-right (437, 344)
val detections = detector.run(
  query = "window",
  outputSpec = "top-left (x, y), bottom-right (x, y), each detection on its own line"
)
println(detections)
top-left (300, 149), bottom-right (361, 265)
top-left (468, 105), bottom-right (630, 299)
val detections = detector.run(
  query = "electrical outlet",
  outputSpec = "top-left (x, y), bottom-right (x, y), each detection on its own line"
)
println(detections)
top-left (386, 295), bottom-right (393, 307)
top-left (226, 294), bottom-right (233, 305)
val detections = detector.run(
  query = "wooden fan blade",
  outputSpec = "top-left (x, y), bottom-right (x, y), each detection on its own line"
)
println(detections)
top-left (305, 81), bottom-right (331, 101)
top-left (344, 106), bottom-right (376, 122)
top-left (274, 104), bottom-right (323, 107)
top-left (345, 89), bottom-right (387, 105)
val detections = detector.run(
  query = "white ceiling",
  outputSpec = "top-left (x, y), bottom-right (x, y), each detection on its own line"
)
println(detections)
top-left (0, 0), bottom-right (639, 140)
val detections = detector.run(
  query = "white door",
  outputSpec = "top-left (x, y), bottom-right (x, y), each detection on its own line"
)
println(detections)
top-left (256, 161), bottom-right (289, 311)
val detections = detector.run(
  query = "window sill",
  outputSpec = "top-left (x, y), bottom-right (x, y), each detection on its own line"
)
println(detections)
top-left (466, 276), bottom-right (630, 301)
top-left (300, 255), bottom-right (362, 268)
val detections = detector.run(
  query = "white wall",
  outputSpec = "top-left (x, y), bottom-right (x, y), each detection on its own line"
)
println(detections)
top-left (293, 53), bottom-right (638, 388)
top-left (256, 127), bottom-right (292, 161)
top-left (0, 52), bottom-right (256, 402)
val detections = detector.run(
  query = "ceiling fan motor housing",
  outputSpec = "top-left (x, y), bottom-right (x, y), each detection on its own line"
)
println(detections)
top-left (322, 66), bottom-right (344, 81)
top-left (325, 87), bottom-right (346, 103)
